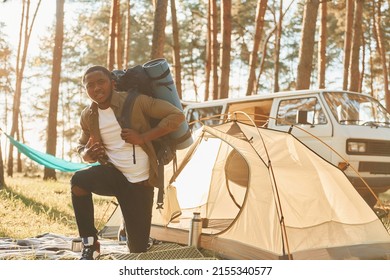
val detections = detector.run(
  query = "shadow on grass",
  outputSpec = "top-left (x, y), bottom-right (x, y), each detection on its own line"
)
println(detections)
top-left (1, 185), bottom-right (76, 227)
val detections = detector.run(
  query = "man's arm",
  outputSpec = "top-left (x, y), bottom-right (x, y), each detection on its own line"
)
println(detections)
top-left (120, 125), bottom-right (177, 145)
top-left (143, 95), bottom-right (186, 131)
top-left (76, 108), bottom-right (105, 163)
top-left (121, 95), bottom-right (185, 145)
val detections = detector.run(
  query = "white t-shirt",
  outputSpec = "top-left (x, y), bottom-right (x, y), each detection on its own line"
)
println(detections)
top-left (98, 107), bottom-right (149, 183)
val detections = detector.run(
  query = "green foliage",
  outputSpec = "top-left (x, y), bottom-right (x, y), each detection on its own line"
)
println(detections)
top-left (174, 0), bottom-right (208, 99)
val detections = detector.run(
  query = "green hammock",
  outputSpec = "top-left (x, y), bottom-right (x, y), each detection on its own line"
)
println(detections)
top-left (3, 132), bottom-right (97, 172)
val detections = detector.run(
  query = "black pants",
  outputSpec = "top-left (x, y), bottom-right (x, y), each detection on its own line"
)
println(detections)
top-left (70, 164), bottom-right (154, 253)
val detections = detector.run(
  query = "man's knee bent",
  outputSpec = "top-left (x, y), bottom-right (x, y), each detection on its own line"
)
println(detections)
top-left (71, 172), bottom-right (91, 196)
top-left (71, 185), bottom-right (91, 196)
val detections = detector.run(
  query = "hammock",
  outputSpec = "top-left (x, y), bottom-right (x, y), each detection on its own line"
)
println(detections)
top-left (2, 132), bottom-right (97, 172)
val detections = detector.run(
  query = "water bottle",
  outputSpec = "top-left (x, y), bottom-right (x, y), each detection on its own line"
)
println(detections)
top-left (188, 212), bottom-right (202, 247)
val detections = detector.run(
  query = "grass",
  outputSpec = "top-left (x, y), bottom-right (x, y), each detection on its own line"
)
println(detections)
top-left (0, 174), bottom-right (116, 239)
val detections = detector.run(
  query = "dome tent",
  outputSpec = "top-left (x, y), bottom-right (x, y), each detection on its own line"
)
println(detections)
top-left (101, 119), bottom-right (390, 259)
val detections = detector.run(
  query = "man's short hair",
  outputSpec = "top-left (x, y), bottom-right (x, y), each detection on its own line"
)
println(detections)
top-left (82, 65), bottom-right (112, 85)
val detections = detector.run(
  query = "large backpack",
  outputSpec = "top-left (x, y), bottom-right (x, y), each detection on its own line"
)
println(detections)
top-left (112, 65), bottom-right (178, 165)
top-left (112, 65), bottom-right (154, 98)
top-left (111, 64), bottom-right (183, 209)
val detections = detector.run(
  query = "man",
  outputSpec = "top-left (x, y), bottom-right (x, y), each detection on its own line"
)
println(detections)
top-left (71, 65), bottom-right (185, 260)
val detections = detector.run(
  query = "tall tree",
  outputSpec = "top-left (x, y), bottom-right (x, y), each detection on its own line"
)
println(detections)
top-left (273, 0), bottom-right (282, 92)
top-left (211, 0), bottom-right (219, 100)
top-left (107, 0), bottom-right (118, 70)
top-left (246, 0), bottom-right (268, 96)
top-left (272, 0), bottom-right (295, 92)
top-left (359, 24), bottom-right (365, 93)
top-left (373, 1), bottom-right (390, 109)
top-left (296, 0), bottom-right (319, 90)
top-left (151, 0), bottom-right (168, 59)
top-left (7, 0), bottom-right (41, 176)
top-left (123, 0), bottom-right (131, 68)
top-left (0, 23), bottom-right (13, 134)
top-left (318, 0), bottom-right (327, 89)
top-left (44, 0), bottom-right (64, 180)
top-left (348, 0), bottom-right (363, 93)
top-left (342, 0), bottom-right (354, 90)
top-left (0, 24), bottom-right (12, 186)
top-left (115, 0), bottom-right (123, 69)
top-left (255, 26), bottom-right (276, 94)
top-left (219, 0), bottom-right (232, 99)
top-left (170, 0), bottom-right (182, 99)
top-left (367, 5), bottom-right (375, 98)
top-left (0, 135), bottom-right (4, 189)
top-left (204, 0), bottom-right (212, 101)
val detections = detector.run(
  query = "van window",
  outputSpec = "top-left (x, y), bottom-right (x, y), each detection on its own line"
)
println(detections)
top-left (187, 106), bottom-right (224, 130)
top-left (323, 91), bottom-right (390, 127)
top-left (276, 97), bottom-right (327, 126)
top-left (227, 99), bottom-right (272, 127)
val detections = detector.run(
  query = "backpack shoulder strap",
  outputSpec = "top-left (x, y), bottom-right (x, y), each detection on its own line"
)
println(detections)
top-left (120, 90), bottom-right (139, 129)
top-left (120, 90), bottom-right (165, 209)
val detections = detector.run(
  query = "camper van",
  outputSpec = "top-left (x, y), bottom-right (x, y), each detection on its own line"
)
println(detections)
top-left (184, 89), bottom-right (390, 204)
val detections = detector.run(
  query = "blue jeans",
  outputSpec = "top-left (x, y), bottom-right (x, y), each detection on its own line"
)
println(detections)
top-left (70, 164), bottom-right (154, 253)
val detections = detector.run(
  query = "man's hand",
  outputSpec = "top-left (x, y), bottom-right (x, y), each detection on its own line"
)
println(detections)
top-left (121, 128), bottom-right (144, 145)
top-left (82, 137), bottom-right (105, 163)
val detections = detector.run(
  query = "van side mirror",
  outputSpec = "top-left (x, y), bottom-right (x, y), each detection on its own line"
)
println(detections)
top-left (296, 110), bottom-right (308, 124)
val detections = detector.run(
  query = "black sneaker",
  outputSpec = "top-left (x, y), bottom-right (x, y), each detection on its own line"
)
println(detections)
top-left (147, 237), bottom-right (162, 251)
top-left (80, 237), bottom-right (100, 260)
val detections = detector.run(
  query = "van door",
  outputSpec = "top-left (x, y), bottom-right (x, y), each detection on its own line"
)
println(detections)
top-left (268, 95), bottom-right (333, 161)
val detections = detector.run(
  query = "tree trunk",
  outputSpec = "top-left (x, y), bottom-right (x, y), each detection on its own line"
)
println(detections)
top-left (7, 0), bottom-right (41, 177)
top-left (296, 0), bottom-right (319, 90)
top-left (273, 0), bottom-right (282, 93)
top-left (342, 0), bottom-right (354, 90)
top-left (107, 0), bottom-right (118, 70)
top-left (246, 0), bottom-right (268, 96)
top-left (359, 31), bottom-right (365, 93)
top-left (373, 1), bottom-right (390, 109)
top-left (271, 0), bottom-right (294, 93)
top-left (189, 47), bottom-right (200, 101)
top-left (204, 0), bottom-right (212, 101)
top-left (255, 26), bottom-right (276, 94)
top-left (170, 0), bottom-right (182, 99)
top-left (17, 114), bottom-right (24, 173)
top-left (368, 15), bottom-right (375, 98)
top-left (348, 0), bottom-right (363, 93)
top-left (318, 0), bottom-right (327, 89)
top-left (124, 0), bottom-right (131, 68)
top-left (150, 0), bottom-right (168, 59)
top-left (8, 0), bottom-right (26, 177)
top-left (211, 0), bottom-right (219, 100)
top-left (219, 0), bottom-right (232, 100)
top-left (0, 138), bottom-right (5, 189)
top-left (115, 1), bottom-right (123, 70)
top-left (44, 0), bottom-right (64, 181)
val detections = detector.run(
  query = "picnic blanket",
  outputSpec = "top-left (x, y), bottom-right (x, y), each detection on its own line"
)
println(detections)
top-left (0, 233), bottom-right (129, 260)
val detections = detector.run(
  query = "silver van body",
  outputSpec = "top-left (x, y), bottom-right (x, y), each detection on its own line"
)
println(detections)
top-left (184, 89), bottom-right (390, 202)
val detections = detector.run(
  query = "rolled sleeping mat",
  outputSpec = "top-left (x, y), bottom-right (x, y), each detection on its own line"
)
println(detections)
top-left (143, 58), bottom-right (193, 150)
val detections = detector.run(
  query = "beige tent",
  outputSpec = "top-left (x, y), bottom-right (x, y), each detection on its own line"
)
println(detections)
top-left (101, 120), bottom-right (390, 259)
